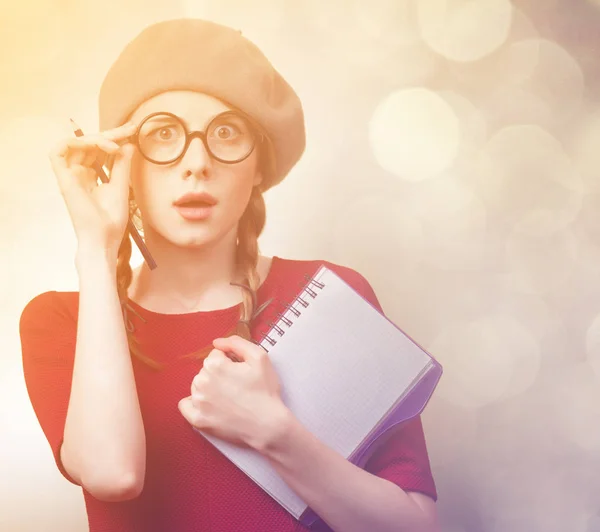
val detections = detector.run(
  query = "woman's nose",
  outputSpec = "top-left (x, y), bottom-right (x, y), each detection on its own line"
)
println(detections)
top-left (180, 135), bottom-right (212, 178)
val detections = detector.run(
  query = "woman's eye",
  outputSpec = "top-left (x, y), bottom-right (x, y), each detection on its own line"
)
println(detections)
top-left (156, 127), bottom-right (174, 140)
top-left (214, 125), bottom-right (238, 140)
top-left (147, 125), bottom-right (178, 140)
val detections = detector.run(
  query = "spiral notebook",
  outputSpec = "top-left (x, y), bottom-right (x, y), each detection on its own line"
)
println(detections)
top-left (195, 265), bottom-right (442, 528)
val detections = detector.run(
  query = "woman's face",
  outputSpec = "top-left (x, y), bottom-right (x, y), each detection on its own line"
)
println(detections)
top-left (127, 90), bottom-right (263, 249)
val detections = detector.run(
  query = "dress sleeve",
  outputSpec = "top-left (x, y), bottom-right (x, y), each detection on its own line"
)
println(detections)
top-left (19, 291), bottom-right (81, 485)
top-left (324, 264), bottom-right (438, 501)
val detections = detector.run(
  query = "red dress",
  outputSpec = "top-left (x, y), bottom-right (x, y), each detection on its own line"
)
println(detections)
top-left (20, 256), bottom-right (437, 531)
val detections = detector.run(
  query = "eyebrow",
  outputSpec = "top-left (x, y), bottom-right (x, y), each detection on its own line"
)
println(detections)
top-left (143, 112), bottom-right (227, 130)
top-left (143, 115), bottom-right (180, 124)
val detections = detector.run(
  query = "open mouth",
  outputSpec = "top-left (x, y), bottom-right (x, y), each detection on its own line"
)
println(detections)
top-left (173, 192), bottom-right (218, 220)
top-left (177, 200), bottom-right (213, 208)
top-left (174, 202), bottom-right (215, 221)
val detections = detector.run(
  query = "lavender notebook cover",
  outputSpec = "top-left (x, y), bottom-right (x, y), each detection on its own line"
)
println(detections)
top-left (300, 360), bottom-right (442, 528)
top-left (196, 265), bottom-right (442, 529)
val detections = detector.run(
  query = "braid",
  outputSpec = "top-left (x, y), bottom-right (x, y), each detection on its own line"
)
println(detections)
top-left (232, 134), bottom-right (275, 340)
top-left (233, 186), bottom-right (267, 338)
top-left (115, 192), bottom-right (163, 370)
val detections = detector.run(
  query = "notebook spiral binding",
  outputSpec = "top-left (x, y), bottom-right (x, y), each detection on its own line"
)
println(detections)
top-left (258, 273), bottom-right (326, 352)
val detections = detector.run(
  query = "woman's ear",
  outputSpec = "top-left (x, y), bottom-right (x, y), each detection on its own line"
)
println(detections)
top-left (252, 170), bottom-right (263, 187)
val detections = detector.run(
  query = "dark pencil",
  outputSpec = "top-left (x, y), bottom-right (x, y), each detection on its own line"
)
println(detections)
top-left (69, 119), bottom-right (157, 270)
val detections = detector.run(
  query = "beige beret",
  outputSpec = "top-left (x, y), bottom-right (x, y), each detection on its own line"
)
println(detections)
top-left (98, 18), bottom-right (305, 190)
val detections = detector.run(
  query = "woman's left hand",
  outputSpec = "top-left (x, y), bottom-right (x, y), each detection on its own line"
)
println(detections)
top-left (178, 335), bottom-right (289, 451)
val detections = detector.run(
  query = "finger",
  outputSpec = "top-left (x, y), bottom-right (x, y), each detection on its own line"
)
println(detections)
top-left (49, 144), bottom-right (94, 202)
top-left (212, 335), bottom-right (266, 362)
top-left (71, 164), bottom-right (99, 191)
top-left (76, 147), bottom-right (104, 169)
top-left (60, 138), bottom-right (120, 171)
top-left (191, 370), bottom-right (210, 394)
top-left (94, 149), bottom-right (108, 168)
top-left (54, 170), bottom-right (95, 226)
top-left (49, 140), bottom-right (71, 177)
top-left (49, 136), bottom-right (118, 174)
top-left (101, 122), bottom-right (138, 143)
top-left (206, 348), bottom-right (229, 362)
top-left (208, 346), bottom-right (243, 364)
top-left (179, 396), bottom-right (209, 430)
top-left (109, 143), bottom-right (135, 203)
top-left (81, 153), bottom-right (98, 168)
top-left (60, 135), bottom-right (121, 156)
top-left (79, 151), bottom-right (109, 171)
top-left (68, 147), bottom-right (87, 166)
top-left (203, 349), bottom-right (232, 372)
top-left (178, 396), bottom-right (200, 427)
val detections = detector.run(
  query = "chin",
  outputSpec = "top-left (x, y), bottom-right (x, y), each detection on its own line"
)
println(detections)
top-left (172, 231), bottom-right (219, 248)
top-left (148, 208), bottom-right (238, 248)
top-left (145, 220), bottom-right (213, 248)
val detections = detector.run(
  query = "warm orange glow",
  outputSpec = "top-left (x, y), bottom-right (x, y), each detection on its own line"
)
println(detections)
top-left (5, 1), bottom-right (600, 530)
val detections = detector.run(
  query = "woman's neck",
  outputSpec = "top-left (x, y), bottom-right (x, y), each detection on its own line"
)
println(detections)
top-left (128, 228), bottom-right (249, 314)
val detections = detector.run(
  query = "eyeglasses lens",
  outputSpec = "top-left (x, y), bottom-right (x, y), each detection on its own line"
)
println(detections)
top-left (137, 113), bottom-right (255, 164)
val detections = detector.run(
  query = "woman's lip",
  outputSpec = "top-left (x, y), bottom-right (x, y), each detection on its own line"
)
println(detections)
top-left (174, 205), bottom-right (215, 221)
top-left (174, 194), bottom-right (218, 207)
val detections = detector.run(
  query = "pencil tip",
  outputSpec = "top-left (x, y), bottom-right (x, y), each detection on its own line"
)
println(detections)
top-left (69, 118), bottom-right (82, 134)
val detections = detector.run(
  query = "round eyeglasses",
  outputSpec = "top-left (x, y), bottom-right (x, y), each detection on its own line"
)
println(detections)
top-left (131, 110), bottom-right (259, 165)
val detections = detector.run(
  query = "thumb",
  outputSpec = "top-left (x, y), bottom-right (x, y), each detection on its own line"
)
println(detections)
top-left (213, 335), bottom-right (266, 363)
top-left (110, 143), bottom-right (135, 199)
top-left (178, 396), bottom-right (197, 426)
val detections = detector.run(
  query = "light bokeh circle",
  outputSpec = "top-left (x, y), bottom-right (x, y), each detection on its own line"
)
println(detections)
top-left (483, 38), bottom-right (585, 129)
top-left (417, 0), bottom-right (513, 62)
top-left (353, 0), bottom-right (421, 47)
top-left (369, 88), bottom-right (460, 181)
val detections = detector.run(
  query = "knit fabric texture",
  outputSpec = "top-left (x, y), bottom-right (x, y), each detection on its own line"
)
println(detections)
top-left (20, 256), bottom-right (437, 532)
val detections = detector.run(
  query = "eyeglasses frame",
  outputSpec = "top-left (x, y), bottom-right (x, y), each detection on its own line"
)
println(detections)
top-left (130, 110), bottom-right (261, 166)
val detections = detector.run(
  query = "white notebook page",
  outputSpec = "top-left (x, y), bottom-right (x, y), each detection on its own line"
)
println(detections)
top-left (198, 266), bottom-right (433, 518)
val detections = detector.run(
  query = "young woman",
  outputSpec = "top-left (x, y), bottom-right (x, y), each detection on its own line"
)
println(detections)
top-left (19, 19), bottom-right (439, 532)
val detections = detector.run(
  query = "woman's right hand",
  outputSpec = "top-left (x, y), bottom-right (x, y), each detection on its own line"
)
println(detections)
top-left (49, 122), bottom-right (138, 255)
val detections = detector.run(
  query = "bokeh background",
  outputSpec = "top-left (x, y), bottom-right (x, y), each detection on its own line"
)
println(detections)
top-left (2, 0), bottom-right (600, 530)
